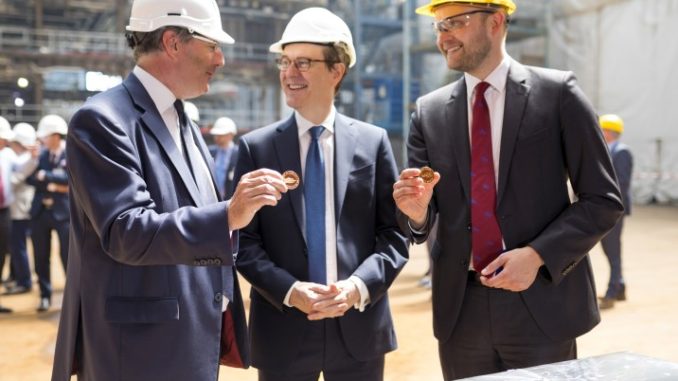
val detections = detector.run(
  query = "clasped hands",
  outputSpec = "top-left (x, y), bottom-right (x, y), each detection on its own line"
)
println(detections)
top-left (289, 280), bottom-right (360, 320)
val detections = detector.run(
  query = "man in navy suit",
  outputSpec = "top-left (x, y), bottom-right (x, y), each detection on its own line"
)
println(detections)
top-left (598, 114), bottom-right (633, 310)
top-left (27, 114), bottom-right (70, 312)
top-left (393, 0), bottom-right (623, 379)
top-left (51, 0), bottom-right (287, 380)
top-left (234, 7), bottom-right (408, 381)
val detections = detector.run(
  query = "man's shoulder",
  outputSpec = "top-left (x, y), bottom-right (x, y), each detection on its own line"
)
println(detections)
top-left (418, 80), bottom-right (460, 105)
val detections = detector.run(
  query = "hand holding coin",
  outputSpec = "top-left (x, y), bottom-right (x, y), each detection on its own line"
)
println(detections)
top-left (283, 170), bottom-right (300, 190)
top-left (419, 166), bottom-right (435, 183)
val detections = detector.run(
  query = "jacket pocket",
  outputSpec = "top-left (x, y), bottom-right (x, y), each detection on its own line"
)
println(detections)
top-left (105, 296), bottom-right (179, 324)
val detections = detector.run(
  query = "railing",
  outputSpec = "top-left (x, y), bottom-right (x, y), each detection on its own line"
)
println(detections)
top-left (0, 26), bottom-right (273, 62)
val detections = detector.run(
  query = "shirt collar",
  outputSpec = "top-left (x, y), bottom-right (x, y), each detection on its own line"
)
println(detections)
top-left (295, 107), bottom-right (336, 138)
top-left (133, 66), bottom-right (177, 115)
top-left (464, 56), bottom-right (511, 99)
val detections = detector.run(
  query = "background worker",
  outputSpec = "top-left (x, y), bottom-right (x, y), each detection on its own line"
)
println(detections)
top-left (598, 114), bottom-right (633, 310)
top-left (209, 116), bottom-right (238, 199)
top-left (392, 0), bottom-right (623, 379)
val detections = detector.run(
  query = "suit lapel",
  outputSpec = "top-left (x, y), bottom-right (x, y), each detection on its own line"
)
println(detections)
top-left (189, 120), bottom-right (222, 201)
top-left (497, 61), bottom-right (530, 206)
top-left (123, 74), bottom-right (203, 206)
top-left (334, 113), bottom-right (358, 223)
top-left (273, 116), bottom-right (304, 234)
top-left (446, 80), bottom-right (472, 202)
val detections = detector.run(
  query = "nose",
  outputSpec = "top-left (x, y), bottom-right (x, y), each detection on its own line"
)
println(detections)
top-left (215, 50), bottom-right (225, 67)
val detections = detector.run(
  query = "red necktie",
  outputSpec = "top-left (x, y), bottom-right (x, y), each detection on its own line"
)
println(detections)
top-left (471, 82), bottom-right (503, 272)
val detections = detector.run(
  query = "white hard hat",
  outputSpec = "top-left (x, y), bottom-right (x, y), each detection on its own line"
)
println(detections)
top-left (0, 116), bottom-right (13, 141)
top-left (126, 0), bottom-right (234, 44)
top-left (37, 114), bottom-right (68, 139)
top-left (184, 101), bottom-right (200, 122)
top-left (210, 117), bottom-right (237, 135)
top-left (270, 7), bottom-right (356, 68)
top-left (12, 123), bottom-right (36, 147)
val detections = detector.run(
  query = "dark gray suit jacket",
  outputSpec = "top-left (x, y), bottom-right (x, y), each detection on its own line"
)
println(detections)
top-left (234, 113), bottom-right (408, 371)
top-left (51, 74), bottom-right (249, 381)
top-left (609, 141), bottom-right (633, 215)
top-left (398, 60), bottom-right (624, 344)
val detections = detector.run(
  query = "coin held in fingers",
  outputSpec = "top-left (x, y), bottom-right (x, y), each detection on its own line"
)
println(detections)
top-left (282, 170), bottom-right (300, 190)
top-left (419, 166), bottom-right (435, 183)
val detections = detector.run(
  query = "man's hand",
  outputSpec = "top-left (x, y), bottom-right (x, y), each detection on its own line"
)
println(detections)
top-left (480, 246), bottom-right (545, 292)
top-left (288, 282), bottom-right (340, 315)
top-left (227, 169), bottom-right (287, 230)
top-left (307, 280), bottom-right (360, 321)
top-left (392, 168), bottom-right (440, 227)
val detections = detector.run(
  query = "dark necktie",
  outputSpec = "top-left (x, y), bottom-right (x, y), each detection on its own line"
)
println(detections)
top-left (174, 100), bottom-right (218, 205)
top-left (471, 82), bottom-right (503, 272)
top-left (304, 126), bottom-right (326, 284)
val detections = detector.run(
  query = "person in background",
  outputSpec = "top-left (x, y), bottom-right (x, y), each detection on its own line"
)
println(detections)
top-left (51, 0), bottom-right (285, 380)
top-left (0, 117), bottom-right (15, 292)
top-left (4, 123), bottom-right (39, 295)
top-left (234, 7), bottom-right (408, 381)
top-left (209, 116), bottom-right (238, 199)
top-left (598, 114), bottom-right (633, 310)
top-left (26, 114), bottom-right (69, 312)
top-left (392, 0), bottom-right (623, 379)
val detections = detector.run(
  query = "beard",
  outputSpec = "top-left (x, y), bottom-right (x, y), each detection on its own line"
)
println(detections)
top-left (441, 29), bottom-right (492, 73)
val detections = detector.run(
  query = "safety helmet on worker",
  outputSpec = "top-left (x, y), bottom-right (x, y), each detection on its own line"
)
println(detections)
top-left (599, 114), bottom-right (624, 134)
top-left (126, 0), bottom-right (234, 44)
top-left (12, 123), bottom-right (36, 147)
top-left (269, 7), bottom-right (356, 68)
top-left (37, 114), bottom-right (68, 139)
top-left (0, 116), bottom-right (13, 141)
top-left (415, 0), bottom-right (517, 17)
top-left (210, 117), bottom-right (237, 136)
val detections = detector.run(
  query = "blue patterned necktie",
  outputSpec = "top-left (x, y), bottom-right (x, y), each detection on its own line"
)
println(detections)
top-left (304, 126), bottom-right (326, 284)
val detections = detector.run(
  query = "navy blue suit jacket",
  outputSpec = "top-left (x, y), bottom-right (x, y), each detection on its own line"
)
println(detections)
top-left (234, 114), bottom-right (408, 370)
top-left (27, 148), bottom-right (69, 221)
top-left (51, 73), bottom-right (249, 381)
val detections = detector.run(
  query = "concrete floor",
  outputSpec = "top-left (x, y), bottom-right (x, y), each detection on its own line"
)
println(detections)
top-left (1, 205), bottom-right (677, 380)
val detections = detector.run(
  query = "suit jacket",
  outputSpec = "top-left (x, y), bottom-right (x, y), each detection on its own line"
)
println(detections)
top-left (234, 113), bottom-right (409, 370)
top-left (398, 60), bottom-right (624, 344)
top-left (209, 144), bottom-right (239, 199)
top-left (27, 148), bottom-right (69, 221)
top-left (609, 141), bottom-right (633, 215)
top-left (51, 73), bottom-right (249, 381)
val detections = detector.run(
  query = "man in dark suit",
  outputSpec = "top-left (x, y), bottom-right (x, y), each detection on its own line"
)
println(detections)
top-left (51, 1), bottom-right (287, 380)
top-left (27, 114), bottom-right (70, 312)
top-left (598, 114), bottom-right (633, 310)
top-left (392, 1), bottom-right (624, 379)
top-left (234, 7), bottom-right (408, 381)
top-left (209, 116), bottom-right (239, 199)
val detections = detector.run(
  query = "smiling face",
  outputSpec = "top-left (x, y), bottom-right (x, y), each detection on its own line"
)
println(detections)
top-left (279, 43), bottom-right (344, 123)
top-left (434, 4), bottom-right (504, 78)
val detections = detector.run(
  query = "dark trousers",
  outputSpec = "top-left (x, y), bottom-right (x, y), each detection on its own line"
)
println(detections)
top-left (600, 217), bottom-right (625, 298)
top-left (31, 210), bottom-right (69, 299)
top-left (0, 208), bottom-right (10, 280)
top-left (258, 318), bottom-right (384, 381)
top-left (438, 273), bottom-right (576, 380)
top-left (10, 219), bottom-right (32, 288)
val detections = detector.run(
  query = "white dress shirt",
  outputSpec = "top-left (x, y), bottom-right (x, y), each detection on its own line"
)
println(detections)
top-left (283, 107), bottom-right (370, 311)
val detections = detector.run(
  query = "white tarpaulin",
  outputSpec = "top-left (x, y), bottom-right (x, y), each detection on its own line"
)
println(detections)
top-left (548, 0), bottom-right (678, 203)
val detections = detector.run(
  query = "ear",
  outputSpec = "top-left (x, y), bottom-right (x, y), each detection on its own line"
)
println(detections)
top-left (330, 62), bottom-right (346, 83)
top-left (488, 11), bottom-right (507, 35)
top-left (161, 29), bottom-right (181, 57)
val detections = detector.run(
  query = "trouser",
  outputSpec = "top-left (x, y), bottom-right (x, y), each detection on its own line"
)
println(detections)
top-left (0, 208), bottom-right (11, 280)
top-left (10, 219), bottom-right (32, 288)
top-left (31, 209), bottom-right (69, 299)
top-left (600, 217), bottom-right (625, 298)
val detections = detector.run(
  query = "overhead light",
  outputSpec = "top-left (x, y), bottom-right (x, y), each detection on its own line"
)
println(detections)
top-left (14, 97), bottom-right (25, 107)
top-left (17, 77), bottom-right (29, 88)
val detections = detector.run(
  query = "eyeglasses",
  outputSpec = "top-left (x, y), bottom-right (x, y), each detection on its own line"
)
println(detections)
top-left (191, 33), bottom-right (221, 52)
top-left (433, 10), bottom-right (495, 33)
top-left (275, 57), bottom-right (334, 72)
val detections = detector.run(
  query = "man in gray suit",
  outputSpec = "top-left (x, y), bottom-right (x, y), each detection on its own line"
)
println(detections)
top-left (51, 0), bottom-right (287, 380)
top-left (598, 114), bottom-right (633, 310)
top-left (392, 0), bottom-right (624, 379)
top-left (234, 7), bottom-right (408, 381)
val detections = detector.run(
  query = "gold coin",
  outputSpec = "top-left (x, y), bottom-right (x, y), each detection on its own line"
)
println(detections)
top-left (282, 170), bottom-right (300, 190)
top-left (419, 166), bottom-right (435, 183)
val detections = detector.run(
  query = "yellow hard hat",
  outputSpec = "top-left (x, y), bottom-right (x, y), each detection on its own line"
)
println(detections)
top-left (415, 0), bottom-right (517, 16)
top-left (599, 114), bottom-right (624, 134)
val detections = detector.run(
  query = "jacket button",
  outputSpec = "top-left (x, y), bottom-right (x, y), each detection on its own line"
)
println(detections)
top-left (214, 292), bottom-right (223, 303)
top-left (214, 258), bottom-right (222, 266)
top-left (199, 259), bottom-right (208, 266)
top-left (193, 260), bottom-right (200, 266)
top-left (206, 259), bottom-right (215, 266)
top-left (467, 224), bottom-right (472, 231)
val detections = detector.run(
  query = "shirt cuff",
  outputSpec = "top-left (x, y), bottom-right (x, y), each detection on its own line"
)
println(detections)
top-left (283, 281), bottom-right (300, 307)
top-left (348, 276), bottom-right (370, 312)
top-left (408, 213), bottom-right (428, 235)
